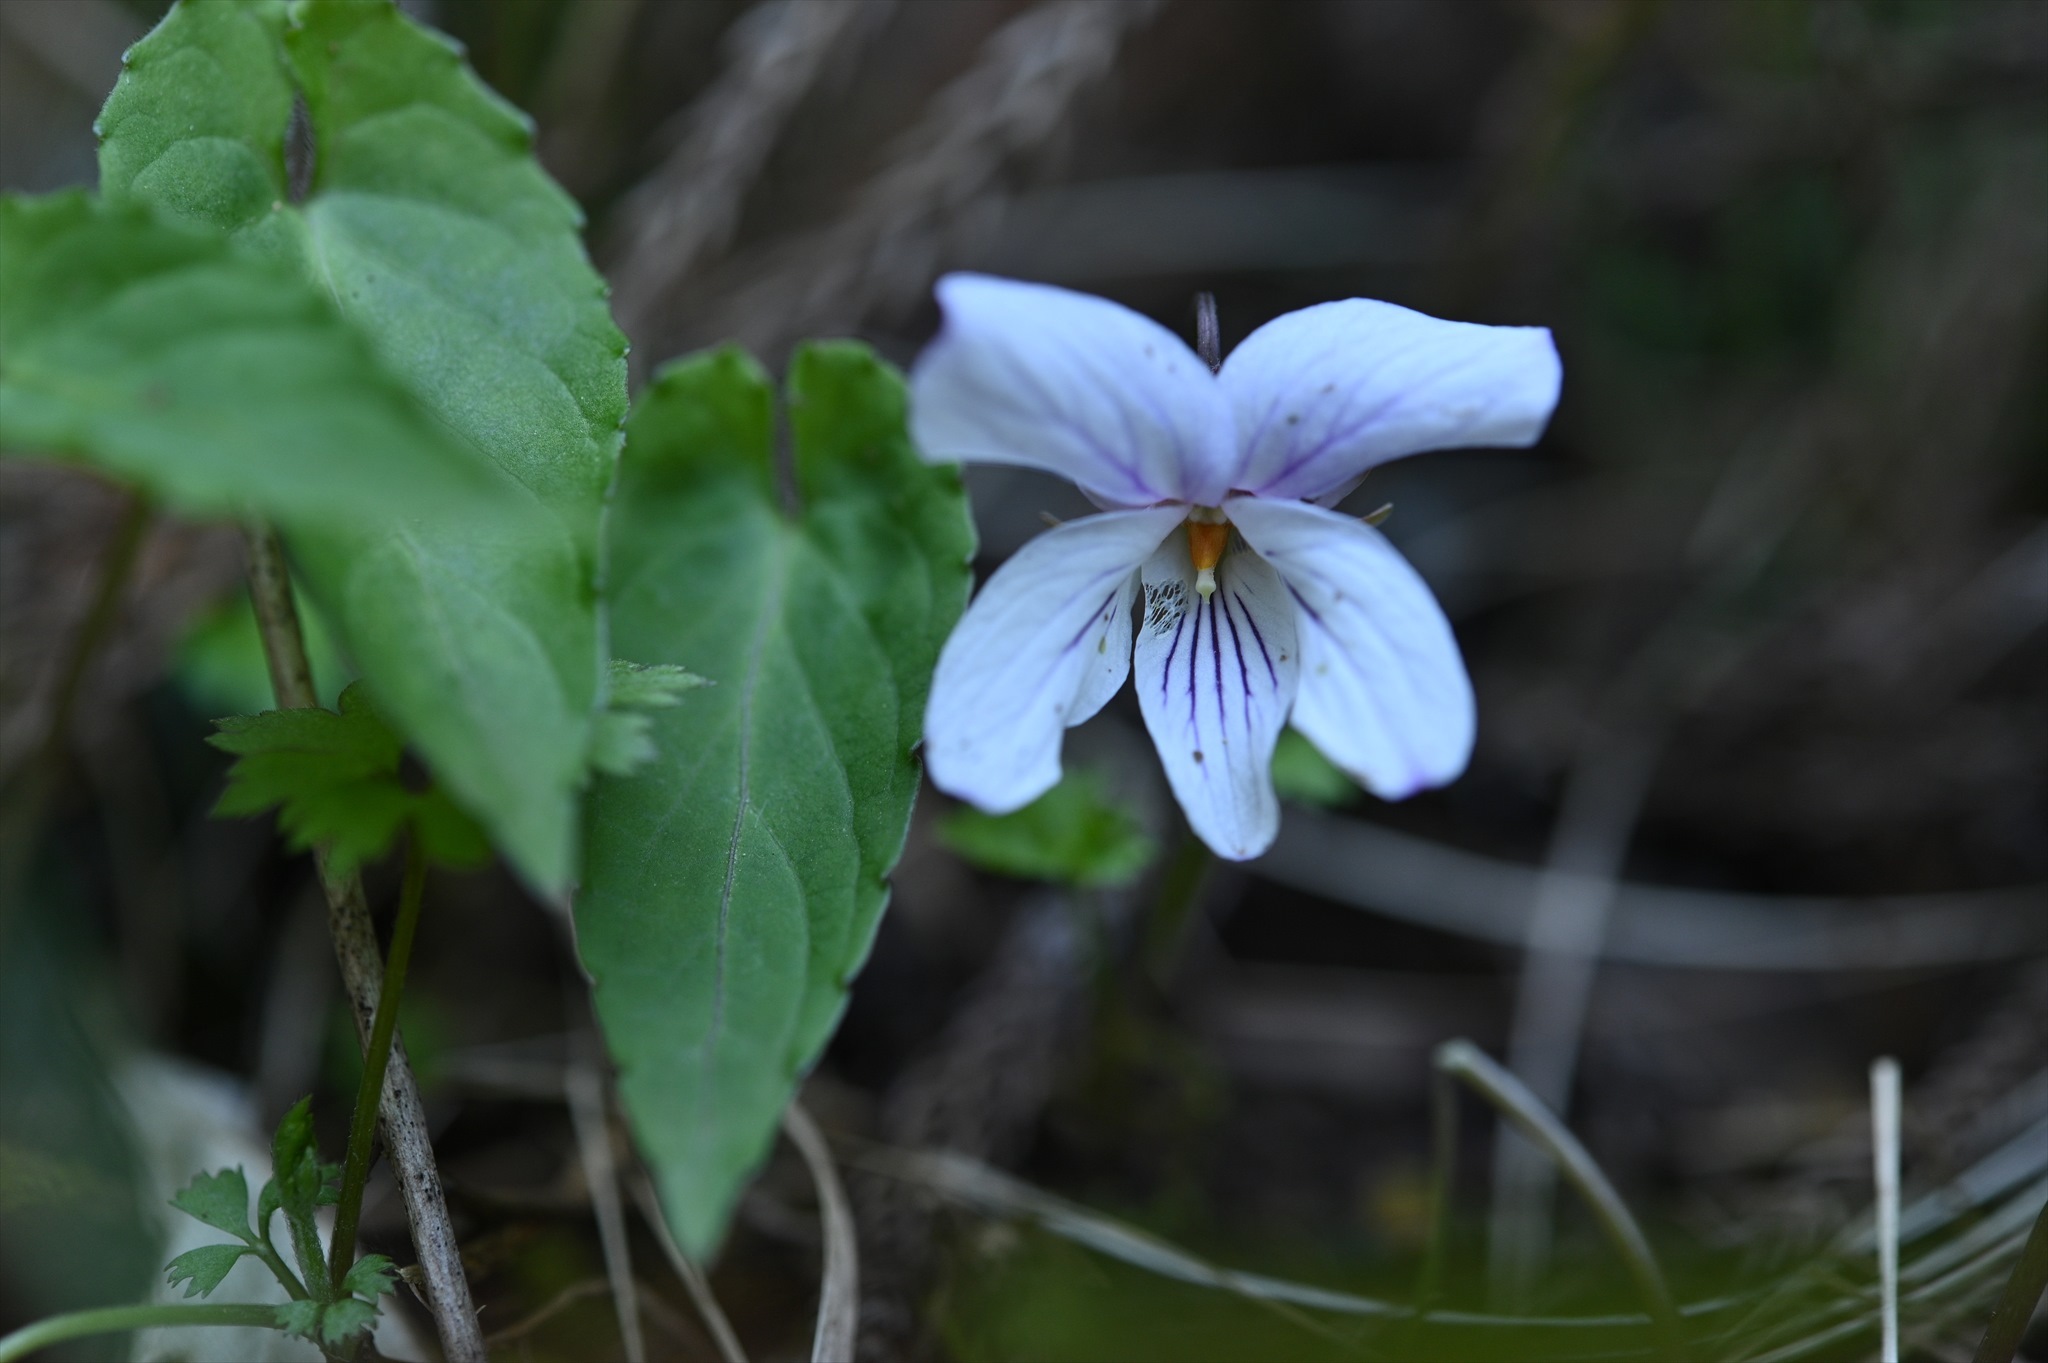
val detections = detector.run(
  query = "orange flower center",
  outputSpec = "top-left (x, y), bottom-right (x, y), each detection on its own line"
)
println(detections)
top-left (1186, 515), bottom-right (1229, 600)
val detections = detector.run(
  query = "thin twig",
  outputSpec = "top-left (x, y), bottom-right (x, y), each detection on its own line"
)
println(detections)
top-left (607, 0), bottom-right (888, 358)
top-left (689, 0), bottom-right (1167, 358)
top-left (630, 1171), bottom-right (749, 1363)
top-left (242, 526), bottom-right (486, 1363)
top-left (1872, 1057), bottom-right (1903, 1363)
top-left (567, 1052), bottom-right (644, 1363)
top-left (1437, 1040), bottom-right (1687, 1361)
top-left (783, 1103), bottom-right (859, 1363)
top-left (1974, 1193), bottom-right (2048, 1363)
top-left (0, 492), bottom-right (149, 917)
top-left (330, 844), bottom-right (429, 1292)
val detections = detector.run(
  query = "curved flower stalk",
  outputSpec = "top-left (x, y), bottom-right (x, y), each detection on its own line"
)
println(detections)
top-left (913, 275), bottom-right (1561, 860)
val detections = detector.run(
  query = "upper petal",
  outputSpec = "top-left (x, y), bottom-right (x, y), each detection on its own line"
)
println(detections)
top-left (923, 505), bottom-right (1184, 813)
top-left (1220, 299), bottom-right (1561, 502)
top-left (911, 274), bottom-right (1236, 507)
top-left (1226, 496), bottom-right (1473, 799)
top-left (1133, 529), bottom-right (1301, 861)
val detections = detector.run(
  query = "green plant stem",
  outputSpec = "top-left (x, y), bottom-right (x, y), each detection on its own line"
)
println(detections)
top-left (1141, 832), bottom-right (1213, 987)
top-left (329, 841), bottom-right (428, 1294)
top-left (1435, 1040), bottom-right (1687, 1362)
top-left (1974, 1193), bottom-right (2048, 1363)
top-left (0, 1303), bottom-right (283, 1362)
top-left (251, 1237), bottom-right (310, 1301)
top-left (242, 525), bottom-right (486, 1363)
top-left (1416, 1065), bottom-right (1459, 1313)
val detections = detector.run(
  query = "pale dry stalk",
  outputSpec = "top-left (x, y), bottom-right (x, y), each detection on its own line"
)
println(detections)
top-left (607, 0), bottom-right (890, 356)
top-left (694, 0), bottom-right (1166, 358)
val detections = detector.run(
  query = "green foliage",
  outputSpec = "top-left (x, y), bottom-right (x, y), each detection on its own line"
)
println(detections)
top-left (1269, 729), bottom-right (1360, 808)
top-left (164, 1244), bottom-right (253, 1299)
top-left (340, 1254), bottom-right (396, 1301)
top-left (0, 192), bottom-right (503, 530)
top-left (588, 661), bottom-right (710, 777)
top-left (269, 1097), bottom-right (339, 1222)
top-left (158, 1109), bottom-right (393, 1331)
top-left (576, 342), bottom-right (974, 1255)
top-left (92, 0), bottom-right (631, 895)
top-left (940, 770), bottom-right (1156, 888)
top-left (169, 1168), bottom-right (253, 1241)
top-left (209, 682), bottom-right (490, 877)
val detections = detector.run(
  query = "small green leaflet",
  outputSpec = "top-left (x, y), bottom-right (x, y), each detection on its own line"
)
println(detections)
top-left (165, 1244), bottom-right (252, 1299)
top-left (275, 1296), bottom-right (378, 1345)
top-left (589, 661), bottom-right (710, 777)
top-left (940, 769), bottom-right (1157, 888)
top-left (341, 1254), bottom-right (396, 1302)
top-left (577, 343), bottom-right (973, 1255)
top-left (95, 0), bottom-right (629, 895)
top-left (209, 683), bottom-right (488, 877)
top-left (168, 1167), bottom-right (254, 1241)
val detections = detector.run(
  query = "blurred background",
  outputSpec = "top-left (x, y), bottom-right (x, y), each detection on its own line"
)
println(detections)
top-left (3, 0), bottom-right (2045, 1359)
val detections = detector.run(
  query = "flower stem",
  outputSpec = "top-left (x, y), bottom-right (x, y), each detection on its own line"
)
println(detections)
top-left (329, 841), bottom-right (428, 1294)
top-left (242, 525), bottom-right (485, 1363)
top-left (1435, 1039), bottom-right (1687, 1362)
top-left (0, 1303), bottom-right (283, 1363)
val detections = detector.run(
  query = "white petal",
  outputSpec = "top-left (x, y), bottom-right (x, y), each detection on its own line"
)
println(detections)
top-left (924, 505), bottom-right (1184, 812)
top-left (1226, 497), bottom-right (1473, 798)
top-left (1220, 299), bottom-right (1561, 502)
top-left (911, 274), bottom-right (1236, 507)
top-left (1133, 529), bottom-right (1300, 861)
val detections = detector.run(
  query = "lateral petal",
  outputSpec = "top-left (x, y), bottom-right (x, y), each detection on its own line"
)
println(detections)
top-left (912, 274), bottom-right (1236, 507)
top-left (924, 505), bottom-right (1184, 813)
top-left (1220, 299), bottom-right (1560, 502)
top-left (1133, 531), bottom-right (1300, 861)
top-left (1226, 497), bottom-right (1473, 799)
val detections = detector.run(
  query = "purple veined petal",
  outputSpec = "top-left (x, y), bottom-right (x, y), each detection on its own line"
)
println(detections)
top-left (1220, 298), bottom-right (1561, 503)
top-left (1226, 496), bottom-right (1474, 799)
top-left (1132, 528), bottom-right (1301, 861)
top-left (911, 274), bottom-right (1237, 507)
top-left (924, 505), bottom-right (1185, 813)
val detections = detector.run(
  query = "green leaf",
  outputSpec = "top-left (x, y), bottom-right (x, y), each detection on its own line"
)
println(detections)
top-left (576, 343), bottom-right (973, 1255)
top-left (588, 661), bottom-right (710, 777)
top-left (93, 0), bottom-right (292, 241)
top-left (165, 1244), bottom-right (253, 1299)
top-left (96, 0), bottom-right (630, 895)
top-left (940, 770), bottom-right (1156, 888)
top-left (1270, 729), bottom-right (1360, 808)
top-left (208, 681), bottom-right (490, 875)
top-left (319, 1297), bottom-right (379, 1344)
top-left (168, 1167), bottom-right (252, 1241)
top-left (0, 191), bottom-right (509, 532)
top-left (274, 1299), bottom-right (320, 1340)
top-left (340, 1253), bottom-right (396, 1301)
